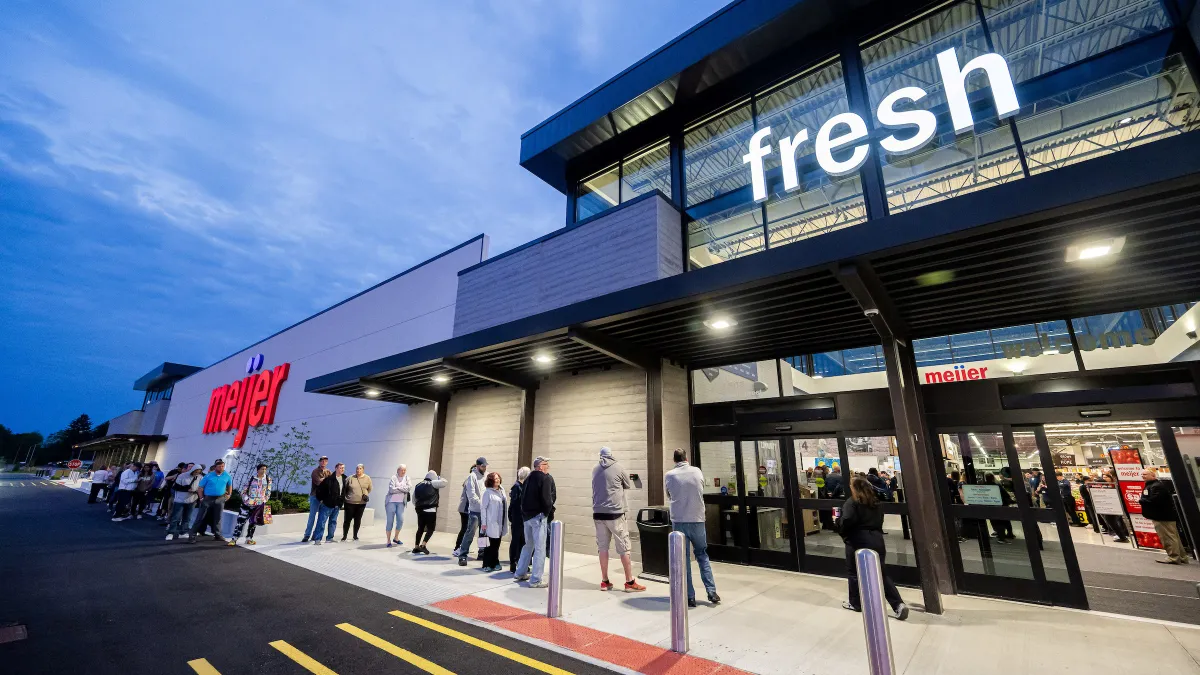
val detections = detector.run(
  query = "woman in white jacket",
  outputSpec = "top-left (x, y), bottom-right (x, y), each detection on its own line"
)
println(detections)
top-left (385, 464), bottom-right (412, 548)
top-left (479, 472), bottom-right (509, 572)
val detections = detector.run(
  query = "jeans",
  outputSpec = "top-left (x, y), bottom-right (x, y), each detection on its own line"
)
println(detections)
top-left (313, 504), bottom-right (340, 541)
top-left (385, 500), bottom-right (406, 532)
top-left (515, 514), bottom-right (548, 583)
top-left (303, 495), bottom-right (321, 539)
top-left (191, 496), bottom-right (225, 536)
top-left (673, 522), bottom-right (717, 602)
top-left (454, 512), bottom-right (481, 558)
top-left (167, 501), bottom-right (195, 536)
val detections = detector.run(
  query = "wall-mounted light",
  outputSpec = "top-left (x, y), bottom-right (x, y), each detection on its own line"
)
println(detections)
top-left (531, 352), bottom-right (557, 364)
top-left (431, 374), bottom-right (451, 384)
top-left (1065, 235), bottom-right (1125, 263)
top-left (364, 389), bottom-right (380, 398)
top-left (1007, 360), bottom-right (1028, 374)
top-left (1187, 330), bottom-right (1198, 340)
top-left (703, 316), bottom-right (738, 331)
top-left (811, 374), bottom-right (824, 379)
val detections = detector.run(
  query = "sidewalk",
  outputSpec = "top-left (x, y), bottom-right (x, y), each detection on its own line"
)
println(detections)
top-left (235, 515), bottom-right (1200, 675)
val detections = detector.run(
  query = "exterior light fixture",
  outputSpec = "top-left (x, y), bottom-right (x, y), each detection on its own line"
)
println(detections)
top-left (1007, 360), bottom-right (1028, 374)
top-left (431, 374), bottom-right (451, 384)
top-left (1119, 117), bottom-right (1132, 125)
top-left (531, 352), bottom-right (557, 364)
top-left (364, 388), bottom-right (380, 398)
top-left (1065, 235), bottom-right (1124, 263)
top-left (811, 374), bottom-right (824, 379)
top-left (1187, 330), bottom-right (1198, 340)
top-left (703, 316), bottom-right (738, 331)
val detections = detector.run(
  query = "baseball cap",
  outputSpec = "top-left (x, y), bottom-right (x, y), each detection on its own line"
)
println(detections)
top-left (476, 457), bottom-right (488, 466)
top-left (599, 447), bottom-right (612, 458)
top-left (533, 456), bottom-right (551, 468)
top-left (319, 455), bottom-right (329, 461)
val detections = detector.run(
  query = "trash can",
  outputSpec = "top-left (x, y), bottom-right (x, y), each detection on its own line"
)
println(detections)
top-left (636, 507), bottom-right (672, 580)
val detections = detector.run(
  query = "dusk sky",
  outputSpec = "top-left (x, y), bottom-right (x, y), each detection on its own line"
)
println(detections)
top-left (0, 1), bottom-right (729, 435)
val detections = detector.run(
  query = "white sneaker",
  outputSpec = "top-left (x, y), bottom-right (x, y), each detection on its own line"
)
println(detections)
top-left (165, 534), bottom-right (175, 541)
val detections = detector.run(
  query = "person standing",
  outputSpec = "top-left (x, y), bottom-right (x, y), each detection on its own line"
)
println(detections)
top-left (188, 459), bottom-right (232, 542)
top-left (452, 458), bottom-right (488, 566)
top-left (87, 466), bottom-right (109, 503)
top-left (515, 457), bottom-right (555, 588)
top-left (1099, 473), bottom-right (1130, 542)
top-left (664, 449), bottom-right (720, 608)
top-left (838, 476), bottom-right (910, 620)
top-left (105, 465), bottom-right (122, 512)
top-left (131, 463), bottom-right (154, 519)
top-left (110, 462), bottom-right (141, 522)
top-left (342, 464), bottom-right (372, 542)
top-left (145, 462), bottom-right (166, 518)
top-left (508, 467), bottom-right (529, 574)
top-left (825, 465), bottom-right (845, 499)
top-left (159, 463), bottom-right (187, 522)
top-left (385, 465), bottom-right (411, 548)
top-left (1140, 468), bottom-right (1190, 565)
top-left (411, 471), bottom-right (448, 554)
top-left (166, 466), bottom-right (203, 540)
top-left (591, 447), bottom-right (645, 592)
top-left (1056, 471), bottom-right (1082, 526)
top-left (302, 456), bottom-right (331, 543)
top-left (480, 472), bottom-right (508, 572)
top-left (230, 464), bottom-right (272, 546)
top-left (313, 462), bottom-right (348, 545)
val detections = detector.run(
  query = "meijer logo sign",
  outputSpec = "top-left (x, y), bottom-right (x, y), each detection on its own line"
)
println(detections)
top-left (743, 48), bottom-right (1020, 201)
top-left (202, 356), bottom-right (290, 448)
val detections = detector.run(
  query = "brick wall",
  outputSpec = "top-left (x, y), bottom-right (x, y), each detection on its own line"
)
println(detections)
top-left (453, 194), bottom-right (682, 336)
top-left (436, 387), bottom-right (522, 540)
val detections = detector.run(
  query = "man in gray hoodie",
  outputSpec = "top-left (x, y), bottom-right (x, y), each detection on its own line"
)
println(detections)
top-left (592, 447), bottom-right (646, 592)
top-left (665, 448), bottom-right (720, 608)
top-left (452, 457), bottom-right (488, 566)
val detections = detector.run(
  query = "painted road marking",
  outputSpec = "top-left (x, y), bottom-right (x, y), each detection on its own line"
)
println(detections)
top-left (187, 658), bottom-right (222, 674)
top-left (269, 640), bottom-right (339, 674)
top-left (336, 623), bottom-right (454, 675)
top-left (389, 610), bottom-right (574, 675)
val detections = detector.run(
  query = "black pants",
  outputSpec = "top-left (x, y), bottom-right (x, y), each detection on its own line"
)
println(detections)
top-left (454, 512), bottom-right (469, 551)
top-left (1102, 514), bottom-right (1129, 540)
top-left (991, 519), bottom-right (1013, 539)
top-left (508, 520), bottom-right (526, 573)
top-left (131, 490), bottom-right (149, 516)
top-left (343, 503), bottom-right (366, 539)
top-left (113, 490), bottom-right (134, 517)
top-left (415, 511), bottom-right (437, 545)
top-left (845, 543), bottom-right (903, 612)
top-left (483, 537), bottom-right (502, 569)
top-left (88, 482), bottom-right (105, 503)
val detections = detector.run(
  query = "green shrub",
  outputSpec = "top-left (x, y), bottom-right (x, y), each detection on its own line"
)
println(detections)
top-left (224, 492), bottom-right (242, 512)
top-left (267, 499), bottom-right (284, 514)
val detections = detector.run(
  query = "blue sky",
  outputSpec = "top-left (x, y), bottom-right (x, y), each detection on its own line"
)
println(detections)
top-left (0, 0), bottom-right (729, 435)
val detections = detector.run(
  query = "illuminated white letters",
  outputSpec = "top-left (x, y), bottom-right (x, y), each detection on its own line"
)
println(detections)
top-left (742, 127), bottom-right (774, 202)
top-left (815, 112), bottom-right (870, 177)
top-left (876, 86), bottom-right (937, 154)
top-left (936, 47), bottom-right (1020, 133)
top-left (742, 50), bottom-right (1018, 201)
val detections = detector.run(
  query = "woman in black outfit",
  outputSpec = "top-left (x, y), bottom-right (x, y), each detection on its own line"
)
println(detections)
top-left (508, 467), bottom-right (529, 574)
top-left (838, 476), bottom-right (909, 620)
top-left (411, 471), bottom-right (448, 554)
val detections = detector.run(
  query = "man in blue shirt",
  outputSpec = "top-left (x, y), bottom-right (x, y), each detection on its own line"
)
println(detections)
top-left (189, 459), bottom-right (233, 543)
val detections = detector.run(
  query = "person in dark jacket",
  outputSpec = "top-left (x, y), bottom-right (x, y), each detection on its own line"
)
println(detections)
top-left (1140, 468), bottom-right (1189, 564)
top-left (312, 463), bottom-right (348, 545)
top-left (515, 457), bottom-right (556, 587)
top-left (508, 467), bottom-right (529, 573)
top-left (411, 471), bottom-right (448, 554)
top-left (825, 465), bottom-right (844, 500)
top-left (984, 473), bottom-right (1014, 542)
top-left (866, 468), bottom-right (891, 501)
top-left (837, 476), bottom-right (909, 620)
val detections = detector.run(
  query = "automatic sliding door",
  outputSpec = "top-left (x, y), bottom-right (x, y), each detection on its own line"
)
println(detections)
top-left (740, 439), bottom-right (797, 569)
top-left (695, 440), bottom-right (743, 564)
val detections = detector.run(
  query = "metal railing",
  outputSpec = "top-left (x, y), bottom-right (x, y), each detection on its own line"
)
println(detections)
top-left (668, 530), bottom-right (689, 653)
top-left (547, 520), bottom-right (565, 618)
top-left (856, 548), bottom-right (896, 675)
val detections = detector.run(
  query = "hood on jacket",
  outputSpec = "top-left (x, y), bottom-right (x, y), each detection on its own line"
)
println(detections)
top-left (425, 470), bottom-right (438, 481)
top-left (599, 455), bottom-right (617, 469)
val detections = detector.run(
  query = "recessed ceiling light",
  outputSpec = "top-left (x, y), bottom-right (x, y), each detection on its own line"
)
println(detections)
top-left (1119, 117), bottom-right (1132, 125)
top-left (364, 388), bottom-right (380, 398)
top-left (1065, 236), bottom-right (1124, 263)
top-left (703, 316), bottom-right (738, 331)
top-left (532, 352), bottom-right (557, 364)
top-left (431, 374), bottom-right (451, 384)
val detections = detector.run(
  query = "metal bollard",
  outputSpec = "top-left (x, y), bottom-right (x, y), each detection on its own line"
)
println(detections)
top-left (547, 520), bottom-right (565, 618)
top-left (855, 548), bottom-right (896, 675)
top-left (668, 530), bottom-right (688, 654)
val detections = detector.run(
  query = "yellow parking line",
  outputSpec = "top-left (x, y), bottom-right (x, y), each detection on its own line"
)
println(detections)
top-left (269, 640), bottom-right (338, 674)
top-left (187, 658), bottom-right (222, 674)
top-left (388, 610), bottom-right (574, 675)
top-left (335, 623), bottom-right (454, 675)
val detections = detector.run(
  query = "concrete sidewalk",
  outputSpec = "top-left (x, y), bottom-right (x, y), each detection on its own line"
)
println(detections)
top-left (233, 514), bottom-right (1200, 675)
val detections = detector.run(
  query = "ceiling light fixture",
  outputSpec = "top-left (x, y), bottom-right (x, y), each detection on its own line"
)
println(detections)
top-left (364, 388), bottom-right (380, 398)
top-left (1065, 235), bottom-right (1125, 263)
top-left (1119, 117), bottom-right (1133, 125)
top-left (431, 374), bottom-right (451, 384)
top-left (811, 374), bottom-right (824, 379)
top-left (1007, 360), bottom-right (1028, 374)
top-left (703, 316), bottom-right (738, 331)
top-left (532, 352), bottom-right (557, 364)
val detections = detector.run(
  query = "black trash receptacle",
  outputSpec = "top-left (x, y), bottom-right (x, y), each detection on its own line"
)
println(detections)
top-left (636, 507), bottom-right (672, 580)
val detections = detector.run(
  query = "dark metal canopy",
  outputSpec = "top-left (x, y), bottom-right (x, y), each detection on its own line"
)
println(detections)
top-left (133, 362), bottom-right (202, 392)
top-left (73, 434), bottom-right (167, 451)
top-left (311, 132), bottom-right (1200, 403)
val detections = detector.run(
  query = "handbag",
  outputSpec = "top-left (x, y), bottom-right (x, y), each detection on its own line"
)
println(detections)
top-left (357, 476), bottom-right (369, 503)
top-left (477, 535), bottom-right (489, 549)
top-left (262, 503), bottom-right (273, 525)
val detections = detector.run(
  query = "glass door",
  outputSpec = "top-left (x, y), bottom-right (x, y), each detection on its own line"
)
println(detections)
top-left (695, 440), bottom-right (744, 565)
top-left (740, 439), bottom-right (797, 568)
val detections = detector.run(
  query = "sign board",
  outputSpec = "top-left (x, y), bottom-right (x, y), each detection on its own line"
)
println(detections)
top-left (961, 484), bottom-right (1004, 506)
top-left (203, 359), bottom-right (291, 448)
top-left (67, 459), bottom-right (82, 469)
top-left (1109, 446), bottom-right (1162, 549)
top-left (1055, 453), bottom-right (1076, 467)
top-left (1089, 485), bottom-right (1125, 516)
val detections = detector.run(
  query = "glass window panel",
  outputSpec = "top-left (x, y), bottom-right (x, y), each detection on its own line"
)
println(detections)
top-left (741, 440), bottom-right (785, 498)
top-left (1038, 522), bottom-right (1071, 583)
top-left (684, 103), bottom-right (754, 206)
top-left (959, 519), bottom-right (1037, 578)
top-left (1069, 309), bottom-right (1196, 369)
top-left (801, 508), bottom-right (845, 559)
top-left (883, 513), bottom-right (919, 566)
top-left (1044, 420), bottom-right (1165, 477)
top-left (1011, 430), bottom-right (1050, 509)
top-left (940, 432), bottom-right (1017, 506)
top-left (915, 321), bottom-right (1078, 381)
top-left (794, 437), bottom-right (842, 498)
top-left (691, 361), bottom-right (781, 404)
top-left (686, 200), bottom-right (764, 269)
top-left (765, 176), bottom-right (867, 248)
top-left (697, 441), bottom-right (737, 495)
top-left (576, 165), bottom-right (619, 221)
top-left (980, 0), bottom-right (1171, 84)
top-left (913, 336), bottom-right (954, 366)
top-left (748, 502), bottom-right (792, 552)
top-left (862, 0), bottom-right (1023, 214)
top-left (621, 141), bottom-right (671, 202)
top-left (842, 346), bottom-right (885, 374)
top-left (1014, 53), bottom-right (1199, 176)
top-left (846, 436), bottom-right (903, 502)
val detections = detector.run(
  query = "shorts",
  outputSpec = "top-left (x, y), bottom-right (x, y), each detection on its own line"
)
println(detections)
top-left (594, 515), bottom-right (631, 556)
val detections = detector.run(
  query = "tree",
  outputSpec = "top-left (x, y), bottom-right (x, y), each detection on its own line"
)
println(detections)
top-left (0, 424), bottom-right (44, 468)
top-left (227, 423), bottom-right (278, 492)
top-left (38, 414), bottom-right (97, 464)
top-left (262, 422), bottom-right (317, 496)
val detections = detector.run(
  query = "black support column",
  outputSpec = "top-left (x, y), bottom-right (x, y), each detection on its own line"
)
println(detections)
top-left (429, 399), bottom-right (448, 476)
top-left (518, 388), bottom-right (536, 469)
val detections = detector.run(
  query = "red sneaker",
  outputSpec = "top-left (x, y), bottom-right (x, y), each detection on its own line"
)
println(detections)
top-left (624, 580), bottom-right (646, 592)
top-left (600, 580), bottom-right (614, 591)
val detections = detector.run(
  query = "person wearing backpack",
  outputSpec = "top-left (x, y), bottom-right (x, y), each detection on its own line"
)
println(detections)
top-left (411, 471), bottom-right (448, 554)
top-left (166, 465), bottom-right (202, 540)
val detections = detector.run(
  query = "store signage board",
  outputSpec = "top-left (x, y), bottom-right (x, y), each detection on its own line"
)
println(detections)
top-left (202, 359), bottom-right (291, 448)
top-left (961, 484), bottom-right (1003, 506)
top-left (743, 47), bottom-right (1020, 201)
top-left (1109, 446), bottom-right (1163, 549)
top-left (1089, 485), bottom-right (1125, 516)
top-left (1001, 329), bottom-right (1157, 360)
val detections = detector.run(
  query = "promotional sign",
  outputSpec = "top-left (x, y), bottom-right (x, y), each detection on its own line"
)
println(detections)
top-left (961, 484), bottom-right (1004, 506)
top-left (1088, 485), bottom-right (1125, 516)
top-left (1109, 446), bottom-right (1162, 549)
top-left (202, 356), bottom-right (291, 448)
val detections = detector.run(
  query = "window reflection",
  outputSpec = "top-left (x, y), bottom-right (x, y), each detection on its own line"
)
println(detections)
top-left (621, 141), bottom-right (671, 203)
top-left (684, 103), bottom-right (755, 207)
top-left (686, 199), bottom-right (764, 269)
top-left (576, 165), bottom-right (619, 221)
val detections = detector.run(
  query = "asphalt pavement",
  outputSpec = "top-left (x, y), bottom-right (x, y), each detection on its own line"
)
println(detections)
top-left (0, 477), bottom-right (615, 675)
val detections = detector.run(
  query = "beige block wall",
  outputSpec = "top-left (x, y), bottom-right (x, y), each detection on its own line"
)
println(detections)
top-left (661, 360), bottom-right (691, 500)
top-left (436, 387), bottom-right (522, 537)
top-left (533, 366), bottom-right (649, 558)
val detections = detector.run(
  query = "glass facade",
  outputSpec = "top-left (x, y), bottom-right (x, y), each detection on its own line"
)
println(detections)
top-left (575, 140), bottom-right (671, 222)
